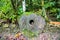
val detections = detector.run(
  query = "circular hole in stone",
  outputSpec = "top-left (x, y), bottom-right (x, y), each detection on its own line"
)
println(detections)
top-left (29, 20), bottom-right (34, 25)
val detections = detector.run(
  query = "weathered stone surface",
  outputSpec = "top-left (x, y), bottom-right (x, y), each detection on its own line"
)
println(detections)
top-left (18, 14), bottom-right (60, 40)
top-left (18, 14), bottom-right (46, 36)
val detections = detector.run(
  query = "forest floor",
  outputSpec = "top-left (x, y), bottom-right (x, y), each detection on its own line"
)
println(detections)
top-left (0, 19), bottom-right (60, 40)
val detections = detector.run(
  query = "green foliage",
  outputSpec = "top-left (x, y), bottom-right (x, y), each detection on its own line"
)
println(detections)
top-left (0, 0), bottom-right (60, 22)
top-left (22, 29), bottom-right (37, 38)
top-left (17, 6), bottom-right (23, 16)
top-left (26, 0), bottom-right (60, 21)
top-left (0, 0), bottom-right (11, 13)
top-left (44, 2), bottom-right (55, 8)
top-left (0, 0), bottom-right (23, 23)
top-left (57, 12), bottom-right (60, 21)
top-left (26, 0), bottom-right (41, 11)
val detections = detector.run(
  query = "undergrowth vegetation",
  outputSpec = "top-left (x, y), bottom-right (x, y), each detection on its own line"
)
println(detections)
top-left (0, 0), bottom-right (60, 23)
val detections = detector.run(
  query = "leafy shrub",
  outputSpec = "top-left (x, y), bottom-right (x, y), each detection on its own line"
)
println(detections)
top-left (0, 0), bottom-right (23, 23)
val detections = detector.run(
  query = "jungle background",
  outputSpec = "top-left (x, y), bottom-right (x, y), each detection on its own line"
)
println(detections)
top-left (0, 0), bottom-right (60, 40)
top-left (0, 0), bottom-right (60, 23)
